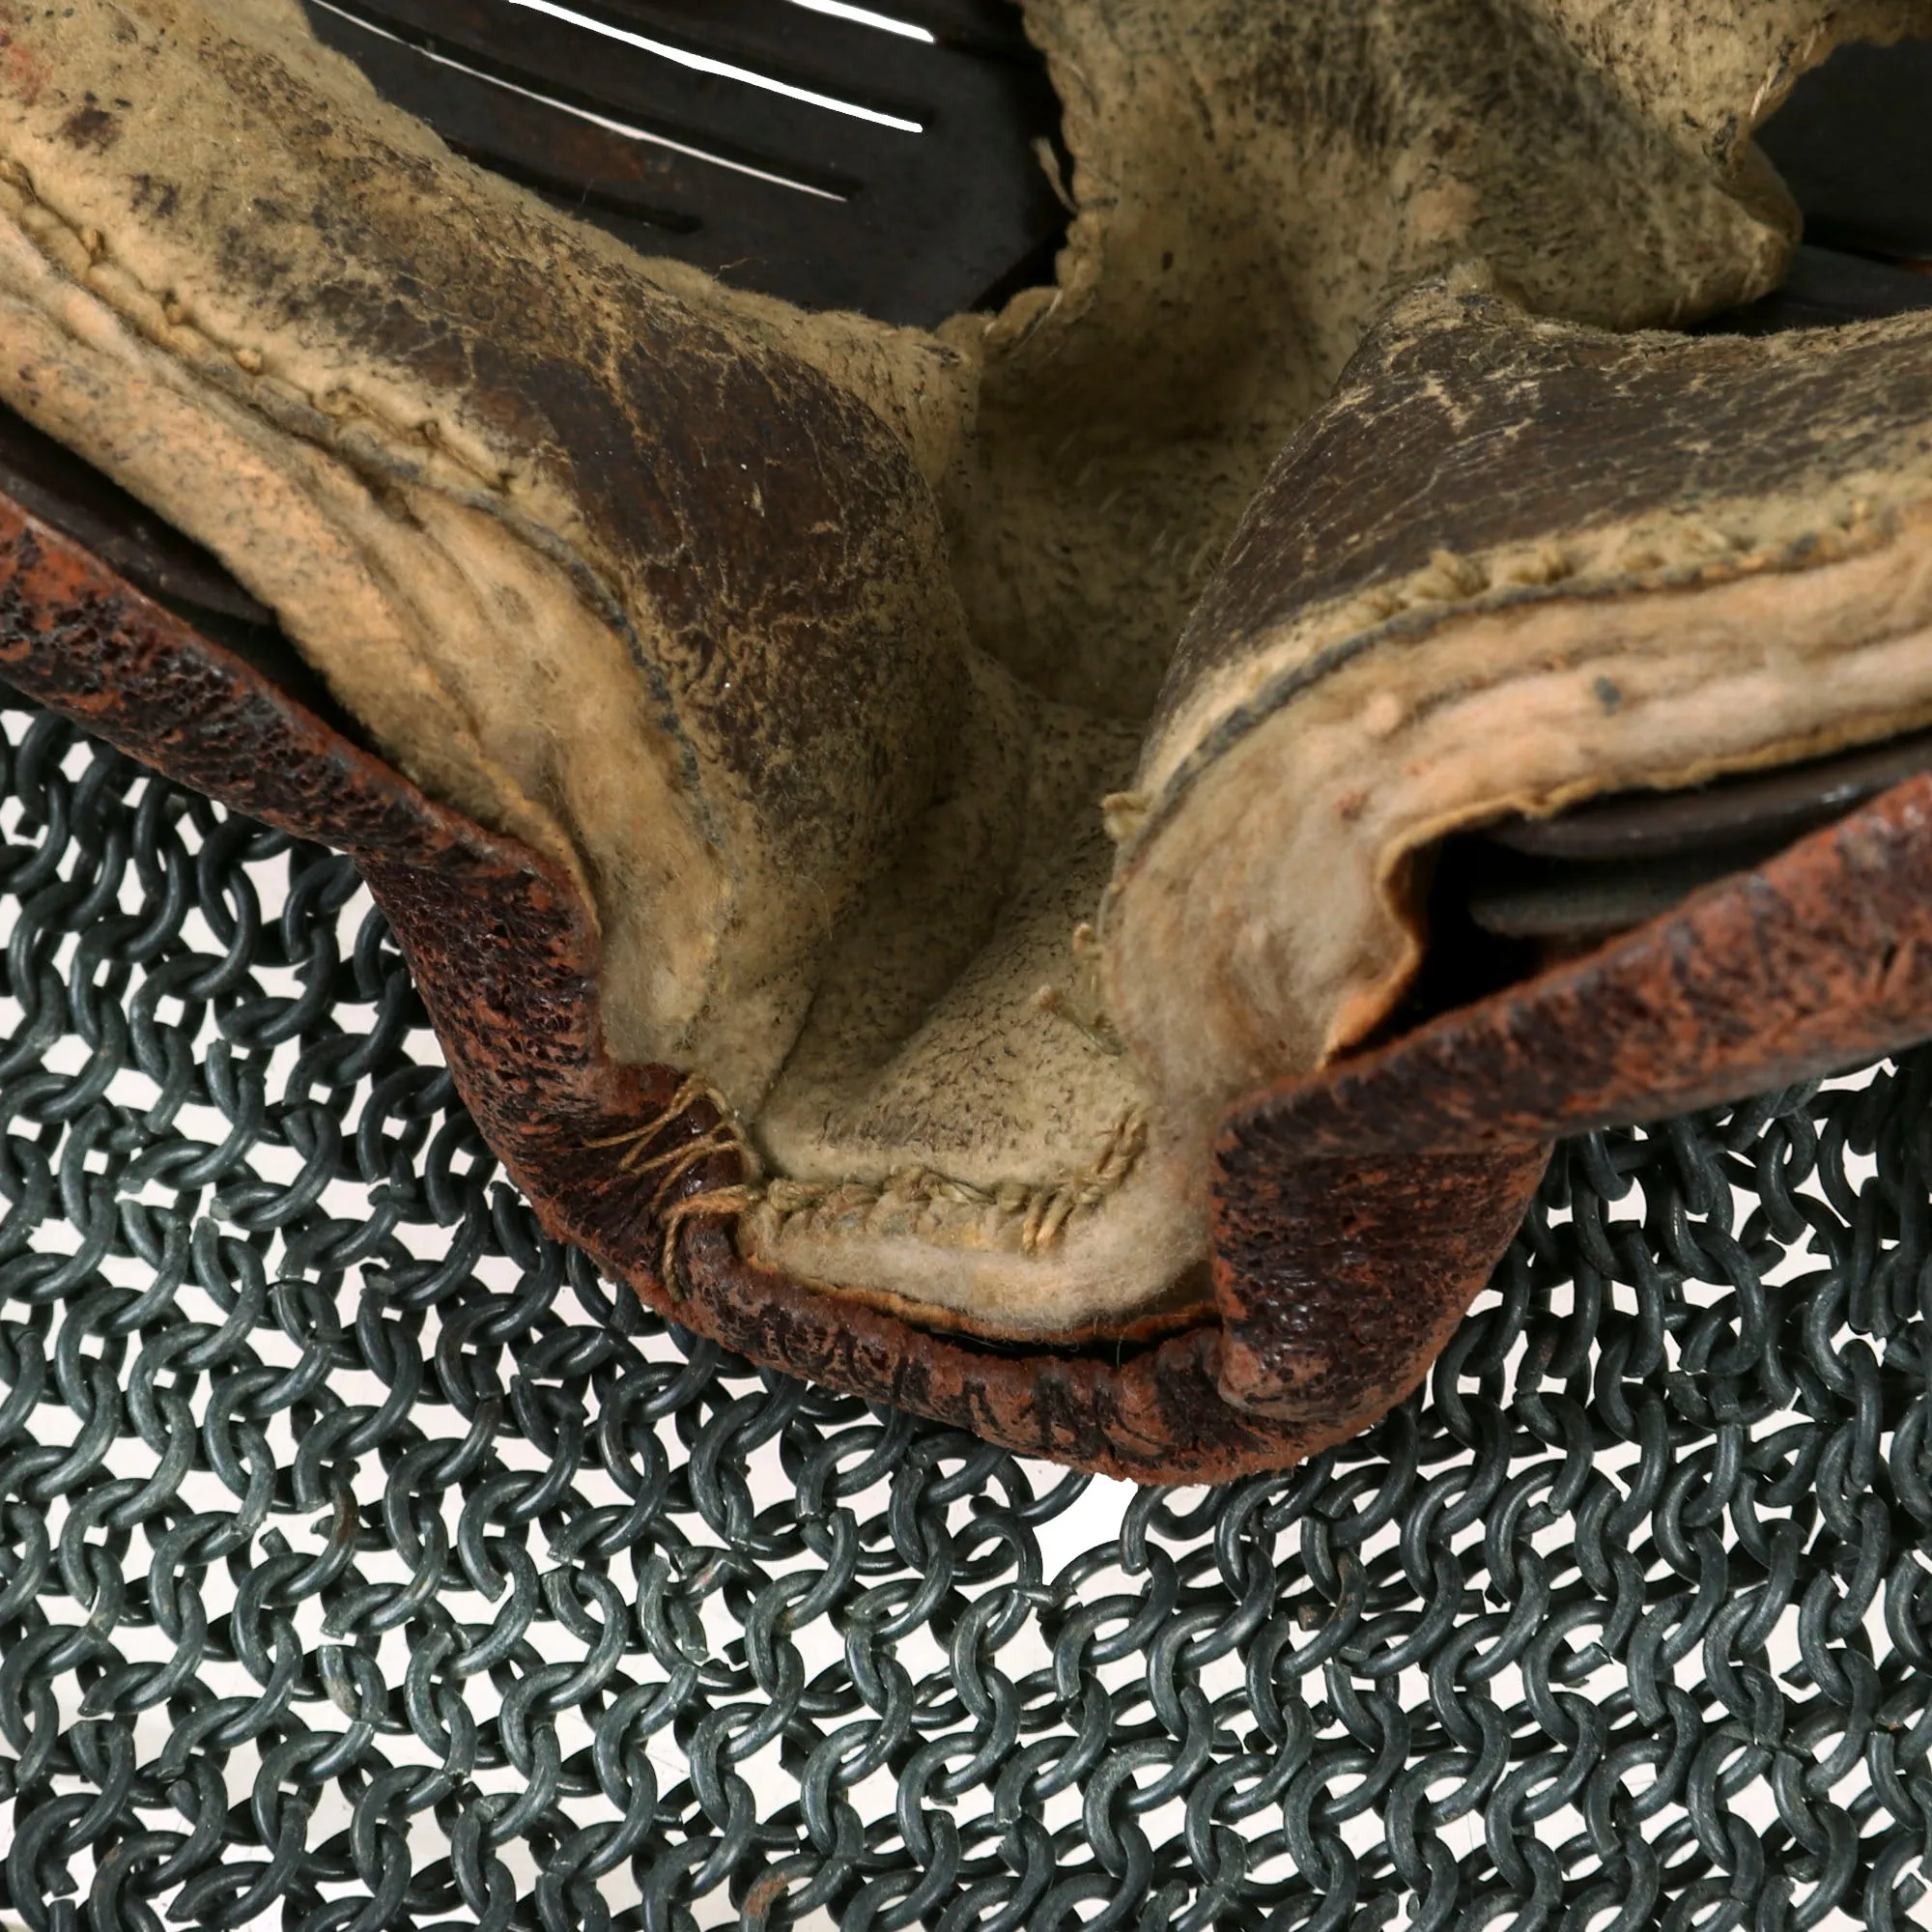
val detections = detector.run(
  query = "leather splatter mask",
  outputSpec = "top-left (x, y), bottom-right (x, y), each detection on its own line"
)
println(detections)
top-left (4, 0), bottom-right (1932, 1479)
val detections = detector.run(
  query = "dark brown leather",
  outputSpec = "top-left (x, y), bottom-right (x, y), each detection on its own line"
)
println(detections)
top-left (1216, 294), bottom-right (1932, 636)
top-left (1210, 1143), bottom-right (1554, 1424)
top-left (1152, 285), bottom-right (1932, 758)
top-left (5, 490), bottom-right (1932, 1480)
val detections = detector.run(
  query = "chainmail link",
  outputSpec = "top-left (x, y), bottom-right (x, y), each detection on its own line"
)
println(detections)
top-left (0, 696), bottom-right (1924, 1931)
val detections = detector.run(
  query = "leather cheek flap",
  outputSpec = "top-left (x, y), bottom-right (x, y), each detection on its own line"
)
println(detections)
top-left (7, 493), bottom-right (1932, 1480)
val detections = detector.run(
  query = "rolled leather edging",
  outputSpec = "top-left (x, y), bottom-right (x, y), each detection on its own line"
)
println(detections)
top-left (1211, 780), bottom-right (1932, 1424)
top-left (5, 490), bottom-right (1932, 1481)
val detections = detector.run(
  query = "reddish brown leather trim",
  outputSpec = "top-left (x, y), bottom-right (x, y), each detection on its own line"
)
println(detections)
top-left (0, 495), bottom-right (1322, 1480)
top-left (1236, 781), bottom-right (1932, 1154)
top-left (1209, 771), bottom-right (1932, 1418)
top-left (5, 492), bottom-right (1932, 1480)
top-left (1209, 1142), bottom-right (1554, 1423)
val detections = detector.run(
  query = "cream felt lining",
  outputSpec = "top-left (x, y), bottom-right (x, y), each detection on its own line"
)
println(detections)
top-left (2, 0), bottom-right (1928, 1340)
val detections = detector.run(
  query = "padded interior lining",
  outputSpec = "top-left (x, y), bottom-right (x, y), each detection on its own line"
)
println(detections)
top-left (5, 0), bottom-right (1931, 1339)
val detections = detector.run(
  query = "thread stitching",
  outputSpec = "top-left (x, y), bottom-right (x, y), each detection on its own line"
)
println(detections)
top-left (739, 1105), bottom-right (1151, 1255)
top-left (0, 156), bottom-right (524, 501)
top-left (590, 1080), bottom-right (1150, 1270)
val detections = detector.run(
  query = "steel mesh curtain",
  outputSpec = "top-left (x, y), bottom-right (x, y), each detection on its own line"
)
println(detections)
top-left (0, 697), bottom-right (1925, 1931)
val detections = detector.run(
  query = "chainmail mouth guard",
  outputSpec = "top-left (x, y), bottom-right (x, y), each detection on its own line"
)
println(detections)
top-left (0, 697), bottom-right (1925, 1928)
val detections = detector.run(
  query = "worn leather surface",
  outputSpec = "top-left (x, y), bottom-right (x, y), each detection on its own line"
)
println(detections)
top-left (957, 0), bottom-right (1798, 720)
top-left (9, 490), bottom-right (1932, 1479)
top-left (0, 491), bottom-right (1307, 1478)
top-left (0, 0), bottom-right (975, 1110)
top-left (1212, 772), bottom-right (1932, 1417)
top-left (1210, 1143), bottom-right (1553, 1424)
top-left (12, 0), bottom-right (1932, 1471)
top-left (1151, 286), bottom-right (1932, 755)
top-left (1242, 774), bottom-right (1932, 1156)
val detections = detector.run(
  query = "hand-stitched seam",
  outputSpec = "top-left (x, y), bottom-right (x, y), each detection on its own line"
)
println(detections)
top-left (743, 1104), bottom-right (1151, 1254)
top-left (594, 1085), bottom-right (1151, 1262)
top-left (0, 155), bottom-right (524, 507)
top-left (1124, 503), bottom-right (1907, 863)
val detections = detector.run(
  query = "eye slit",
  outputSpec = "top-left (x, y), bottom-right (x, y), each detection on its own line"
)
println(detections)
top-left (1702, 33), bottom-right (1932, 337)
top-left (298, 0), bottom-right (1071, 327)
